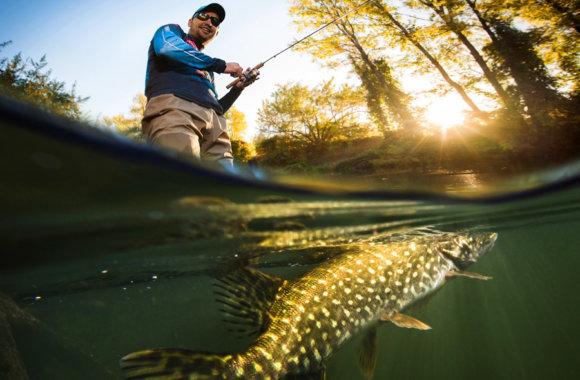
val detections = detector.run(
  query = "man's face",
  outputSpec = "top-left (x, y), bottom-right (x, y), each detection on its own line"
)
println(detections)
top-left (188, 11), bottom-right (219, 44)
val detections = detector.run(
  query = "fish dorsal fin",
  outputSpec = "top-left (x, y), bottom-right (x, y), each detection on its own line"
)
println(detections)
top-left (214, 267), bottom-right (286, 337)
top-left (448, 270), bottom-right (492, 281)
top-left (381, 312), bottom-right (432, 330)
top-left (357, 326), bottom-right (377, 380)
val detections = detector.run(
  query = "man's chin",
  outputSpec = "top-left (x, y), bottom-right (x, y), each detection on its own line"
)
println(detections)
top-left (200, 35), bottom-right (216, 45)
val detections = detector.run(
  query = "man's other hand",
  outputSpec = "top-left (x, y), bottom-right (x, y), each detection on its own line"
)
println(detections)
top-left (235, 67), bottom-right (260, 89)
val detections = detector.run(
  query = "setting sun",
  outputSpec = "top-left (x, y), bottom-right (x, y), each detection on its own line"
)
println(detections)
top-left (424, 95), bottom-right (467, 131)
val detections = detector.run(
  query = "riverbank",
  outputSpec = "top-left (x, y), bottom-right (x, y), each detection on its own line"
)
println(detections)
top-left (254, 135), bottom-right (565, 181)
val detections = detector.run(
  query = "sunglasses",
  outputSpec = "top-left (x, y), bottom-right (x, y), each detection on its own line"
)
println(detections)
top-left (194, 12), bottom-right (221, 27)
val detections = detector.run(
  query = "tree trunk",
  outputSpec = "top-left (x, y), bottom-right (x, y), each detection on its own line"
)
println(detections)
top-left (487, 20), bottom-right (564, 128)
top-left (372, 0), bottom-right (484, 115)
top-left (351, 57), bottom-right (392, 136)
top-left (420, 0), bottom-right (521, 114)
top-left (334, 16), bottom-right (420, 130)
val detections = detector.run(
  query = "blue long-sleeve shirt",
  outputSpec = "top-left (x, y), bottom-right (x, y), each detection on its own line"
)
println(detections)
top-left (145, 24), bottom-right (241, 115)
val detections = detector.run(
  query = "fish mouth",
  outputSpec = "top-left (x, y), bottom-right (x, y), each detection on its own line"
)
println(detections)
top-left (437, 232), bottom-right (498, 270)
top-left (439, 247), bottom-right (471, 269)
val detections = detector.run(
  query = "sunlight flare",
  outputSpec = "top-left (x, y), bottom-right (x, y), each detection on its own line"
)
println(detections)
top-left (425, 95), bottom-right (467, 131)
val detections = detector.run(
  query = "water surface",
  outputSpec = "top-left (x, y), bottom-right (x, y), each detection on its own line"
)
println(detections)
top-left (1, 98), bottom-right (579, 379)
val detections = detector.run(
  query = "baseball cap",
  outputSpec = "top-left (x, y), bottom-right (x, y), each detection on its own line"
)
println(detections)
top-left (194, 3), bottom-right (226, 23)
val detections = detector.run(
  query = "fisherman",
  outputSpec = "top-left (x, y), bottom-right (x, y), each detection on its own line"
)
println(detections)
top-left (142, 3), bottom-right (259, 168)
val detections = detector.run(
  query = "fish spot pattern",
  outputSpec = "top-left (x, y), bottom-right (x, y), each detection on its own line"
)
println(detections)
top-left (229, 233), bottom-right (494, 380)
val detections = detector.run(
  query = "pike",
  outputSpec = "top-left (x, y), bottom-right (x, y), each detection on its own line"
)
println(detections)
top-left (121, 231), bottom-right (497, 379)
top-left (226, 0), bottom-right (373, 89)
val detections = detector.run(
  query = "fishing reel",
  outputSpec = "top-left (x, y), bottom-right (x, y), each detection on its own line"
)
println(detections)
top-left (241, 68), bottom-right (260, 85)
top-left (227, 62), bottom-right (263, 89)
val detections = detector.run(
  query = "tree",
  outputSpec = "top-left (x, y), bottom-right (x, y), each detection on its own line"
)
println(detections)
top-left (258, 80), bottom-right (372, 151)
top-left (290, 0), bottom-right (421, 131)
top-left (282, 0), bottom-right (579, 169)
top-left (224, 106), bottom-right (255, 162)
top-left (368, 0), bottom-right (483, 116)
top-left (103, 94), bottom-right (146, 142)
top-left (483, 20), bottom-right (564, 127)
top-left (352, 57), bottom-right (391, 135)
top-left (0, 41), bottom-right (87, 119)
top-left (494, 0), bottom-right (579, 95)
top-left (541, 0), bottom-right (580, 33)
top-left (412, 0), bottom-right (522, 115)
top-left (224, 106), bottom-right (249, 141)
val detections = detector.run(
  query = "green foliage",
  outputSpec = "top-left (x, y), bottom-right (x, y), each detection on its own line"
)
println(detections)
top-left (231, 140), bottom-right (255, 163)
top-left (353, 57), bottom-right (407, 134)
top-left (496, 0), bottom-right (580, 95)
top-left (331, 125), bottom-right (508, 175)
top-left (224, 106), bottom-right (249, 141)
top-left (334, 151), bottom-right (380, 175)
top-left (258, 80), bottom-right (373, 154)
top-left (271, 0), bottom-right (580, 175)
top-left (483, 20), bottom-right (565, 127)
top-left (224, 106), bottom-right (258, 162)
top-left (0, 41), bottom-right (87, 119)
top-left (255, 135), bottom-right (305, 167)
top-left (290, 0), bottom-right (421, 131)
top-left (103, 94), bottom-right (146, 142)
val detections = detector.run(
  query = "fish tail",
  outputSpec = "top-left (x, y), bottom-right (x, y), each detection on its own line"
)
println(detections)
top-left (120, 348), bottom-right (235, 379)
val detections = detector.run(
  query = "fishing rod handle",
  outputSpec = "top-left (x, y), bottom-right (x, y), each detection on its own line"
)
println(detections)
top-left (226, 62), bottom-right (264, 89)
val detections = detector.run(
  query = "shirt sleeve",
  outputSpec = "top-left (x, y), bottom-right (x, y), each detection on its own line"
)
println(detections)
top-left (219, 87), bottom-right (243, 114)
top-left (152, 24), bottom-right (227, 73)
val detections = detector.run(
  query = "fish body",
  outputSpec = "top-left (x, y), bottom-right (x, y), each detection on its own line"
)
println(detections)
top-left (121, 231), bottom-right (497, 379)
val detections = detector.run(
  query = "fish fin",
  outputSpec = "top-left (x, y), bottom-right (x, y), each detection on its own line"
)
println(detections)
top-left (381, 312), bottom-right (432, 330)
top-left (214, 267), bottom-right (286, 337)
top-left (315, 368), bottom-right (327, 380)
top-left (120, 348), bottom-right (232, 379)
top-left (448, 270), bottom-right (492, 281)
top-left (357, 326), bottom-right (377, 379)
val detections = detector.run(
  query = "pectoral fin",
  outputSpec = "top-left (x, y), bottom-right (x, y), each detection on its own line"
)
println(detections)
top-left (448, 270), bottom-right (492, 280)
top-left (381, 312), bottom-right (432, 330)
top-left (357, 326), bottom-right (377, 380)
top-left (214, 267), bottom-right (287, 337)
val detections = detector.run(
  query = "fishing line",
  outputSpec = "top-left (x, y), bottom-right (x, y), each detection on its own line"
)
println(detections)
top-left (227, 0), bottom-right (373, 88)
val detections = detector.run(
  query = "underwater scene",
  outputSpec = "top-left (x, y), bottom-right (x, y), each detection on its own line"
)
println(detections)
top-left (1, 99), bottom-right (580, 380)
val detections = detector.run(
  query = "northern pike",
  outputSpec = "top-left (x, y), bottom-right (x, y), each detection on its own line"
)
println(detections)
top-left (121, 231), bottom-right (497, 379)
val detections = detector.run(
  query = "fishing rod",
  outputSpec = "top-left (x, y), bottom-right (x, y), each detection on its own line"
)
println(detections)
top-left (226, 0), bottom-right (373, 89)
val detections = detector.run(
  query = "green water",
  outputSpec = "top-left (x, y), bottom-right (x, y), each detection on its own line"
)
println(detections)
top-left (1, 103), bottom-right (580, 379)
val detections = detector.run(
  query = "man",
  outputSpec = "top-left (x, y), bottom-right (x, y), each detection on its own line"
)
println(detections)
top-left (142, 3), bottom-right (259, 167)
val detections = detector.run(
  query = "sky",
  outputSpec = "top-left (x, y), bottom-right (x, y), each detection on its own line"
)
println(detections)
top-left (0, 0), bottom-right (349, 135)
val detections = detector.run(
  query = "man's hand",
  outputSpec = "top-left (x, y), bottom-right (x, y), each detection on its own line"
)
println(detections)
top-left (235, 67), bottom-right (260, 89)
top-left (225, 62), bottom-right (243, 77)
